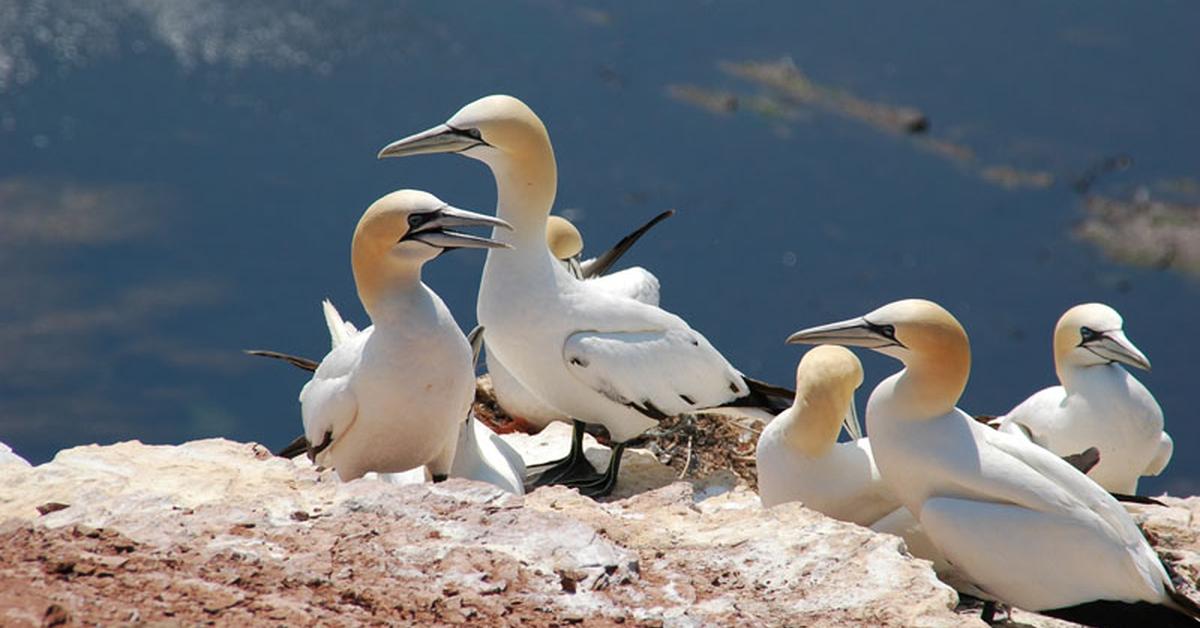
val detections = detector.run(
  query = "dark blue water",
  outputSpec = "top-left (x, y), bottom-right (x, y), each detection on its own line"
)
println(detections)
top-left (1, 2), bottom-right (1197, 494)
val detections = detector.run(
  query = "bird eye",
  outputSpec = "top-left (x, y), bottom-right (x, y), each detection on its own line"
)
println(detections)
top-left (1079, 326), bottom-right (1097, 341)
top-left (408, 214), bottom-right (427, 227)
top-left (879, 324), bottom-right (896, 339)
top-left (465, 128), bottom-right (483, 141)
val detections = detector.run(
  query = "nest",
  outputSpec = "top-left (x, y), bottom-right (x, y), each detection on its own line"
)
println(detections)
top-left (473, 375), bottom-right (767, 488)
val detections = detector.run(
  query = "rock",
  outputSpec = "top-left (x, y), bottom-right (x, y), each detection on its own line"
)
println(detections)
top-left (0, 441), bottom-right (30, 467)
top-left (3, 438), bottom-right (1196, 626)
top-left (0, 438), bottom-right (966, 625)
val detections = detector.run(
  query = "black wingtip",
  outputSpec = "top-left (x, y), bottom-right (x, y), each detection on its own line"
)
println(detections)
top-left (726, 376), bottom-right (794, 416)
top-left (581, 208), bottom-right (676, 279)
top-left (1041, 599), bottom-right (1200, 627)
top-left (245, 349), bottom-right (320, 372)
top-left (275, 434), bottom-right (309, 459)
top-left (1111, 492), bottom-right (1168, 506)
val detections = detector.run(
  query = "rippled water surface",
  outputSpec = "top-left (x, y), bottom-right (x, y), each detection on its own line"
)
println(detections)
top-left (2, 1), bottom-right (1198, 494)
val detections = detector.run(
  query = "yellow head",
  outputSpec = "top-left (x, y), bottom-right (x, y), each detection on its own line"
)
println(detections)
top-left (546, 216), bottom-right (584, 260)
top-left (1052, 303), bottom-right (1150, 377)
top-left (787, 299), bottom-right (970, 416)
top-left (786, 345), bottom-right (864, 456)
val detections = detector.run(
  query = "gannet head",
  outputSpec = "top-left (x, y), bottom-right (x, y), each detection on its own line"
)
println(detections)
top-left (1054, 303), bottom-right (1150, 372)
top-left (377, 95), bottom-right (551, 169)
top-left (354, 190), bottom-right (512, 266)
top-left (546, 216), bottom-right (583, 261)
top-left (786, 299), bottom-right (970, 414)
top-left (787, 345), bottom-right (864, 456)
top-left (787, 299), bottom-right (966, 361)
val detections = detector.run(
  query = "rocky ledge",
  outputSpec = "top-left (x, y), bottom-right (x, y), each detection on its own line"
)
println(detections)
top-left (0, 437), bottom-right (1197, 627)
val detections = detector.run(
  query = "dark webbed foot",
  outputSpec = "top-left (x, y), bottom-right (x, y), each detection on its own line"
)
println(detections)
top-left (526, 420), bottom-right (602, 487)
top-left (553, 443), bottom-right (626, 499)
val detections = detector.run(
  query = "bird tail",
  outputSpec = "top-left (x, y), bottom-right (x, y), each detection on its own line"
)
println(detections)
top-left (725, 376), bottom-right (794, 416)
top-left (275, 434), bottom-right (309, 459)
top-left (244, 349), bottom-right (319, 372)
top-left (1043, 599), bottom-right (1200, 627)
top-left (1167, 587), bottom-right (1200, 623)
top-left (322, 299), bottom-right (358, 349)
top-left (581, 209), bottom-right (675, 279)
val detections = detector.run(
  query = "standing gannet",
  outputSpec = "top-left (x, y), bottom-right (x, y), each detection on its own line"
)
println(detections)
top-left (995, 303), bottom-right (1171, 494)
top-left (378, 95), bottom-right (792, 496)
top-left (756, 345), bottom-right (895, 523)
top-left (787, 299), bottom-right (1200, 625)
top-left (298, 190), bottom-right (510, 482)
top-left (487, 211), bottom-right (672, 432)
top-left (250, 299), bottom-right (526, 494)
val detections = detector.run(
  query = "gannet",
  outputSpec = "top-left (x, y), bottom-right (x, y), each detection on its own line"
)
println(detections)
top-left (787, 299), bottom-right (1200, 625)
top-left (995, 303), bottom-right (1171, 494)
top-left (756, 345), bottom-right (894, 522)
top-left (379, 95), bottom-right (792, 496)
top-left (251, 298), bottom-right (525, 494)
top-left (487, 211), bottom-right (671, 432)
top-left (297, 190), bottom-right (510, 482)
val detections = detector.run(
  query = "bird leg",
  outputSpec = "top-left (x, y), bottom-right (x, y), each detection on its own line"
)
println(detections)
top-left (527, 420), bottom-right (602, 487)
top-left (564, 442), bottom-right (626, 498)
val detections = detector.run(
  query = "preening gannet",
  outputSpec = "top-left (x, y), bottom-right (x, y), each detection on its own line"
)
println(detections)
top-left (787, 299), bottom-right (1200, 625)
top-left (250, 298), bottom-right (525, 494)
top-left (379, 95), bottom-right (792, 496)
top-left (487, 211), bottom-right (671, 432)
top-left (298, 190), bottom-right (510, 482)
top-left (995, 303), bottom-right (1171, 494)
top-left (756, 345), bottom-right (895, 523)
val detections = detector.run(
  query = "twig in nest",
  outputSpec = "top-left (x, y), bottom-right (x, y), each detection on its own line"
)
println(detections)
top-left (679, 435), bottom-right (694, 479)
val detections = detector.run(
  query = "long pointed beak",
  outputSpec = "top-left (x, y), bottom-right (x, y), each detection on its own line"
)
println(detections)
top-left (425, 205), bottom-right (512, 232)
top-left (408, 205), bottom-right (513, 250)
top-left (787, 317), bottom-right (892, 348)
top-left (378, 124), bottom-right (481, 159)
top-left (1088, 330), bottom-right (1152, 371)
top-left (842, 395), bottom-right (863, 441)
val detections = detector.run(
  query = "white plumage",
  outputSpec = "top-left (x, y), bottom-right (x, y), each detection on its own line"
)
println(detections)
top-left (996, 303), bottom-right (1171, 494)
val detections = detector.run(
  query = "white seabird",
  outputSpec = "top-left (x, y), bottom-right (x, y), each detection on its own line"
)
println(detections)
top-left (756, 345), bottom-right (892, 522)
top-left (787, 299), bottom-right (1200, 625)
top-left (486, 212), bottom-right (671, 433)
top-left (379, 95), bottom-right (792, 496)
top-left (297, 189), bottom-right (511, 482)
top-left (252, 297), bottom-right (525, 494)
top-left (995, 303), bottom-right (1171, 494)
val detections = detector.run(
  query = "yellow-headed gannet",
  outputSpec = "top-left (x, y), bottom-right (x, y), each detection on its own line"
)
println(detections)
top-left (756, 345), bottom-right (895, 522)
top-left (379, 95), bottom-right (792, 496)
top-left (995, 303), bottom-right (1171, 494)
top-left (486, 211), bottom-right (672, 433)
top-left (787, 299), bottom-right (1200, 625)
top-left (251, 298), bottom-right (525, 494)
top-left (298, 190), bottom-right (510, 482)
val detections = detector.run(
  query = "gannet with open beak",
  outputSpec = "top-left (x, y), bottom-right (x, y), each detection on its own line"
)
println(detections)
top-left (298, 190), bottom-right (510, 482)
top-left (756, 345), bottom-right (894, 523)
top-left (995, 303), bottom-right (1171, 494)
top-left (487, 212), bottom-right (671, 432)
top-left (379, 95), bottom-right (792, 496)
top-left (787, 299), bottom-right (1200, 625)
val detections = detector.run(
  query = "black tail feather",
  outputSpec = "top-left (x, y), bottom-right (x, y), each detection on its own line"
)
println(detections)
top-left (726, 376), bottom-right (794, 416)
top-left (581, 209), bottom-right (675, 279)
top-left (1112, 493), bottom-right (1167, 506)
top-left (1041, 600), bottom-right (1199, 627)
top-left (245, 349), bottom-right (319, 372)
top-left (275, 434), bottom-right (309, 459)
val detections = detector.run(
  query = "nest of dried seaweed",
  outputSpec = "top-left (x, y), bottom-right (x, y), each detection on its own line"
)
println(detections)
top-left (473, 375), bottom-right (767, 488)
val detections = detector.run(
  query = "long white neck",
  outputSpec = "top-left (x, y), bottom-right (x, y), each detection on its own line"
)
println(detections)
top-left (488, 146), bottom-right (558, 250)
top-left (886, 350), bottom-right (969, 421)
top-left (776, 399), bottom-right (844, 458)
